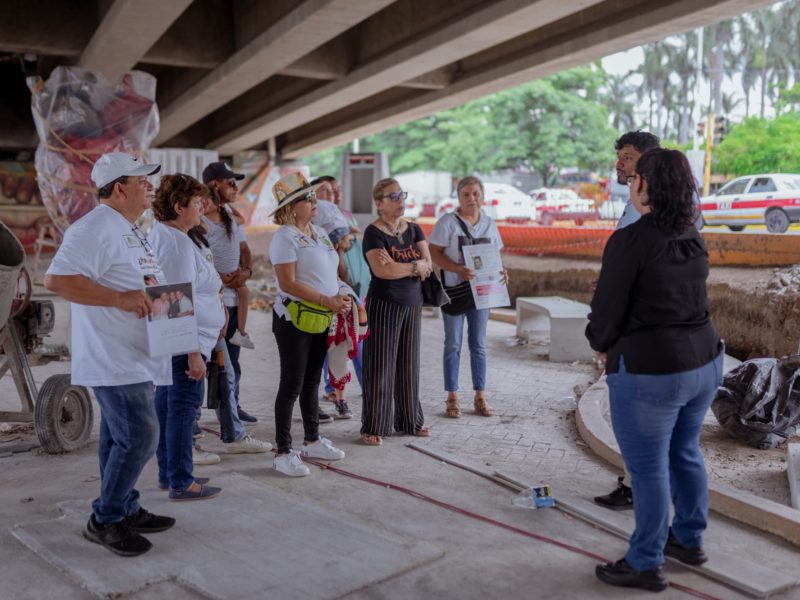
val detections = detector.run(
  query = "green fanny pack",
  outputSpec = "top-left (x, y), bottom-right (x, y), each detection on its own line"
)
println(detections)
top-left (284, 298), bottom-right (333, 334)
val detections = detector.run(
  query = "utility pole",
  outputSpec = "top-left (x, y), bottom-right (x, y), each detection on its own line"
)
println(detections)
top-left (693, 27), bottom-right (704, 152)
top-left (703, 110), bottom-right (714, 196)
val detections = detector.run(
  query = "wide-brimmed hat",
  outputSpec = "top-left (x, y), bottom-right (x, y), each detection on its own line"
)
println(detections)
top-left (269, 172), bottom-right (320, 216)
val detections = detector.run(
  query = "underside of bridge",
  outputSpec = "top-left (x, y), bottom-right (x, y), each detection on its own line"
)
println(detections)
top-left (0, 0), bottom-right (775, 160)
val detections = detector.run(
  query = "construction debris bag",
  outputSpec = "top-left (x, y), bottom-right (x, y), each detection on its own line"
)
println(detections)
top-left (711, 355), bottom-right (800, 449)
top-left (26, 66), bottom-right (159, 232)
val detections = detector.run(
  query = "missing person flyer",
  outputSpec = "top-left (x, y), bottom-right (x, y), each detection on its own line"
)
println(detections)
top-left (145, 281), bottom-right (199, 357)
top-left (461, 244), bottom-right (510, 310)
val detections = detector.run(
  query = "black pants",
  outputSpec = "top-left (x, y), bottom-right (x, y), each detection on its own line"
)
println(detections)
top-left (224, 305), bottom-right (241, 402)
top-left (272, 311), bottom-right (326, 453)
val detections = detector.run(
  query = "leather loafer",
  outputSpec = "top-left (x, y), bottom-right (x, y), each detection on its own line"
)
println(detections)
top-left (237, 408), bottom-right (258, 423)
top-left (665, 529), bottom-right (708, 565)
top-left (596, 558), bottom-right (668, 592)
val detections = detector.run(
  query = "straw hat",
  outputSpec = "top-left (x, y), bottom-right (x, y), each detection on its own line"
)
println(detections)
top-left (269, 172), bottom-right (321, 216)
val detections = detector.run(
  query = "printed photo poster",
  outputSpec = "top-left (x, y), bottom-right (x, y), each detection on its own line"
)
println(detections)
top-left (461, 244), bottom-right (510, 310)
top-left (145, 281), bottom-right (199, 357)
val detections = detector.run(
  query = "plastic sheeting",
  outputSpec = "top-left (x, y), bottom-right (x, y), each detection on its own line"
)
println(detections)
top-left (26, 66), bottom-right (159, 231)
top-left (712, 355), bottom-right (800, 449)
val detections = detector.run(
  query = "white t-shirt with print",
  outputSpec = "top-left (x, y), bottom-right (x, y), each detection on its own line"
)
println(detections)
top-left (46, 204), bottom-right (171, 387)
top-left (269, 224), bottom-right (340, 320)
top-left (428, 211), bottom-right (504, 287)
top-left (313, 200), bottom-right (349, 238)
top-left (202, 215), bottom-right (246, 307)
top-left (149, 222), bottom-right (225, 358)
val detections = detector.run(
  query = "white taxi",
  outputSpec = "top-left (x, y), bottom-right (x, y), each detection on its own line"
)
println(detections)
top-left (699, 173), bottom-right (800, 233)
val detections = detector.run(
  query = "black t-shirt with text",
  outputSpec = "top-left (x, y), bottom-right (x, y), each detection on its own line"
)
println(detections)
top-left (362, 222), bottom-right (425, 306)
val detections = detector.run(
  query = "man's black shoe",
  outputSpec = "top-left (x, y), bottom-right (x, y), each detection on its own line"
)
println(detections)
top-left (318, 410), bottom-right (334, 424)
top-left (594, 476), bottom-right (633, 510)
top-left (125, 508), bottom-right (176, 534)
top-left (664, 529), bottom-right (708, 565)
top-left (83, 515), bottom-right (152, 557)
top-left (237, 408), bottom-right (258, 423)
top-left (596, 558), bottom-right (668, 592)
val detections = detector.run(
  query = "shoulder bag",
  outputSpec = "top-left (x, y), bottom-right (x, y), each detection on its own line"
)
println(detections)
top-left (441, 214), bottom-right (478, 316)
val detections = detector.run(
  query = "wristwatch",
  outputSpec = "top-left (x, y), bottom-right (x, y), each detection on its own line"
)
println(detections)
top-left (411, 261), bottom-right (419, 277)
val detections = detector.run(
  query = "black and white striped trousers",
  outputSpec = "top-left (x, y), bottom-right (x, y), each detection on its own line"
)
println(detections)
top-left (361, 297), bottom-right (424, 437)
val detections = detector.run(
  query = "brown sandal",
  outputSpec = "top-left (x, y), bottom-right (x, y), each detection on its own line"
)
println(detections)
top-left (360, 433), bottom-right (383, 446)
top-left (445, 396), bottom-right (461, 418)
top-left (413, 427), bottom-right (430, 437)
top-left (473, 394), bottom-right (495, 417)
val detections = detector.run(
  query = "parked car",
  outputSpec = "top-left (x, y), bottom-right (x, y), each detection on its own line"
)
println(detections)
top-left (597, 198), bottom-right (626, 221)
top-left (435, 183), bottom-right (535, 222)
top-left (531, 188), bottom-right (596, 225)
top-left (699, 173), bottom-right (800, 233)
top-left (403, 194), bottom-right (421, 220)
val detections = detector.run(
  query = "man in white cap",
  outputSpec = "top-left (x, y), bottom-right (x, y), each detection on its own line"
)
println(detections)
top-left (44, 151), bottom-right (175, 557)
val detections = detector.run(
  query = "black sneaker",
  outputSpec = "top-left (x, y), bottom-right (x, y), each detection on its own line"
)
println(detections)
top-left (237, 408), bottom-right (258, 423)
top-left (318, 410), bottom-right (334, 424)
top-left (594, 476), bottom-right (633, 510)
top-left (83, 515), bottom-right (152, 557)
top-left (124, 507), bottom-right (176, 534)
top-left (664, 529), bottom-right (708, 565)
top-left (596, 558), bottom-right (668, 592)
top-left (333, 400), bottom-right (353, 419)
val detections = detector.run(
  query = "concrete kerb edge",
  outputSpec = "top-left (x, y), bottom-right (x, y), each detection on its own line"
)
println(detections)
top-left (575, 374), bottom-right (800, 548)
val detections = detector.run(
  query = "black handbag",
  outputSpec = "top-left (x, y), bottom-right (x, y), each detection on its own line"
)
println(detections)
top-left (441, 214), bottom-right (478, 316)
top-left (422, 271), bottom-right (450, 307)
top-left (206, 349), bottom-right (230, 410)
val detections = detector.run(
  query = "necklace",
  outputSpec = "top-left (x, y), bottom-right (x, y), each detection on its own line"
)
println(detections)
top-left (293, 223), bottom-right (315, 240)
top-left (380, 218), bottom-right (404, 244)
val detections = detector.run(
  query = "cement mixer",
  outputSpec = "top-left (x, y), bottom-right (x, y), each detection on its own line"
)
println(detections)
top-left (0, 220), bottom-right (92, 453)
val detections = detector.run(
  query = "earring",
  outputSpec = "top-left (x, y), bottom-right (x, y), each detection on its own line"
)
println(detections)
top-left (291, 212), bottom-right (296, 218)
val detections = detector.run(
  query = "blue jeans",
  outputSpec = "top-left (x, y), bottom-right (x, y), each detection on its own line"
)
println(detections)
top-left (442, 308), bottom-right (489, 392)
top-left (224, 305), bottom-right (242, 402)
top-left (214, 338), bottom-right (246, 443)
top-left (155, 355), bottom-right (205, 491)
top-left (323, 340), bottom-right (364, 394)
top-left (607, 351), bottom-right (724, 571)
top-left (91, 382), bottom-right (159, 524)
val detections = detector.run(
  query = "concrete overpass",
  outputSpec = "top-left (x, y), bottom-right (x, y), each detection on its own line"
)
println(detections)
top-left (0, 0), bottom-right (776, 160)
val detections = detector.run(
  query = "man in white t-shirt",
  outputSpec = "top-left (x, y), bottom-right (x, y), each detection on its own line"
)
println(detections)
top-left (45, 152), bottom-right (175, 557)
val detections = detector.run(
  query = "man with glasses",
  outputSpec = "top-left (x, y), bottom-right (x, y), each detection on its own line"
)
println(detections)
top-left (45, 152), bottom-right (175, 556)
top-left (593, 130), bottom-right (660, 511)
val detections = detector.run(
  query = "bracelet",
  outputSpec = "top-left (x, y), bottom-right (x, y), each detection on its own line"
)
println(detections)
top-left (319, 294), bottom-right (325, 307)
top-left (411, 261), bottom-right (419, 277)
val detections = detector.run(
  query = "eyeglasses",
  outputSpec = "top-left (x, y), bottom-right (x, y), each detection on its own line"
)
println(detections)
top-left (130, 225), bottom-right (154, 256)
top-left (381, 191), bottom-right (408, 202)
top-left (295, 191), bottom-right (317, 204)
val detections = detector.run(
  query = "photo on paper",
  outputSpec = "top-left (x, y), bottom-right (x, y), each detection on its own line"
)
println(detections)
top-left (145, 282), bottom-right (199, 357)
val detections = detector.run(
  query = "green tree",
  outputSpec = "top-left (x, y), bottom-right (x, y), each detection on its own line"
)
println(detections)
top-left (713, 112), bottom-right (800, 175)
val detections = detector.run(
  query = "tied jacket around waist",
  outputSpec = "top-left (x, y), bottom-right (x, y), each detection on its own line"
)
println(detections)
top-left (585, 213), bottom-right (720, 375)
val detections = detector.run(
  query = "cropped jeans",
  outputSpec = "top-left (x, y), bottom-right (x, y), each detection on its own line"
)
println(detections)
top-left (442, 308), bottom-right (489, 392)
top-left (607, 351), bottom-right (724, 571)
top-left (91, 382), bottom-right (159, 524)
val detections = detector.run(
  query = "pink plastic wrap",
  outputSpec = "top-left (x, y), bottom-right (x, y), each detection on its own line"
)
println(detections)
top-left (27, 67), bottom-right (159, 231)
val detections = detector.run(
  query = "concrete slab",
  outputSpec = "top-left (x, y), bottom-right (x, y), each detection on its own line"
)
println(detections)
top-left (11, 472), bottom-right (443, 600)
top-left (788, 444), bottom-right (800, 510)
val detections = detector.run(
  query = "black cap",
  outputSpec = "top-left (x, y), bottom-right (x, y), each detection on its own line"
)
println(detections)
top-left (202, 161), bottom-right (245, 184)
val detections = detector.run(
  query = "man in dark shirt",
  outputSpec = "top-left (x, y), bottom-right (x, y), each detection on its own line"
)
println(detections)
top-left (594, 130), bottom-right (660, 511)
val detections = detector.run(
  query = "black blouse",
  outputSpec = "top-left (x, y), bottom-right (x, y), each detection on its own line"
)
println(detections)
top-left (362, 222), bottom-right (425, 306)
top-left (585, 213), bottom-right (720, 374)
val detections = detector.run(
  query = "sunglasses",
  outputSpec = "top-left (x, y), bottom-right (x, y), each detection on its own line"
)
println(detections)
top-left (294, 190), bottom-right (317, 204)
top-left (381, 191), bottom-right (408, 202)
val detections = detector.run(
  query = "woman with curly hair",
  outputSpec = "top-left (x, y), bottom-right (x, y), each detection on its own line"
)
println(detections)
top-left (586, 149), bottom-right (723, 592)
top-left (149, 174), bottom-right (224, 501)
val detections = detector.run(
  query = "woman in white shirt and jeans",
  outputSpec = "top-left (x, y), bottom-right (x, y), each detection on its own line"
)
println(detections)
top-left (149, 174), bottom-right (225, 500)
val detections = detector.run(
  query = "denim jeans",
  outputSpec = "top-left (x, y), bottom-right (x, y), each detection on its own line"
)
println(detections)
top-left (442, 308), bottom-right (489, 392)
top-left (224, 305), bottom-right (242, 402)
top-left (323, 340), bottom-right (364, 394)
top-left (155, 354), bottom-right (205, 491)
top-left (607, 351), bottom-right (724, 571)
top-left (213, 338), bottom-right (246, 443)
top-left (91, 382), bottom-right (159, 524)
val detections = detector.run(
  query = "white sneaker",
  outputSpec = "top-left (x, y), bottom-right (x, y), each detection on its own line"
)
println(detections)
top-left (301, 437), bottom-right (345, 460)
top-left (193, 445), bottom-right (221, 465)
top-left (229, 330), bottom-right (255, 349)
top-left (224, 434), bottom-right (271, 454)
top-left (273, 451), bottom-right (311, 477)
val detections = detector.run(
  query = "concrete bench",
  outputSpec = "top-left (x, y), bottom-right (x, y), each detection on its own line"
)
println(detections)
top-left (515, 296), bottom-right (593, 362)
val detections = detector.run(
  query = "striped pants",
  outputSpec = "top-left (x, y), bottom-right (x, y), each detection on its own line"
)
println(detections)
top-left (361, 297), bottom-right (424, 437)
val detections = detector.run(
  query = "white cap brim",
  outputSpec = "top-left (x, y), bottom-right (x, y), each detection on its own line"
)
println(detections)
top-left (94, 164), bottom-right (161, 189)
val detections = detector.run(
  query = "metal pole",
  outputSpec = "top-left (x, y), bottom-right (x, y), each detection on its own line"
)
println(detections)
top-left (693, 27), bottom-right (704, 152)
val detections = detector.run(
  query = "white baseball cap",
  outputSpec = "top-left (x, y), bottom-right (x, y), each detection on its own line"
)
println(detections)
top-left (91, 152), bottom-right (161, 189)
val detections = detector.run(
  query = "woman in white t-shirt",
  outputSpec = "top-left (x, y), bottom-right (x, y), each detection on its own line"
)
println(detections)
top-left (149, 174), bottom-right (225, 501)
top-left (429, 176), bottom-right (508, 419)
top-left (268, 172), bottom-right (351, 477)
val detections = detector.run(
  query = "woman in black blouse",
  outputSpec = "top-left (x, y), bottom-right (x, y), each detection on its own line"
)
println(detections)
top-left (360, 177), bottom-right (433, 445)
top-left (586, 149), bottom-right (722, 592)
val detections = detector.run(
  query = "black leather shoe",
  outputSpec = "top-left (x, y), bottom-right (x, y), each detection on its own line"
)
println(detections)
top-left (125, 507), bottom-right (176, 534)
top-left (664, 529), bottom-right (708, 565)
top-left (596, 558), bottom-right (668, 592)
top-left (83, 515), bottom-right (152, 557)
top-left (318, 410), bottom-right (334, 424)
top-left (594, 476), bottom-right (633, 510)
top-left (237, 408), bottom-right (258, 423)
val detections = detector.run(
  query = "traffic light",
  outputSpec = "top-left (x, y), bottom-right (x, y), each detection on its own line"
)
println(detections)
top-left (697, 120), bottom-right (706, 138)
top-left (713, 116), bottom-right (729, 145)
